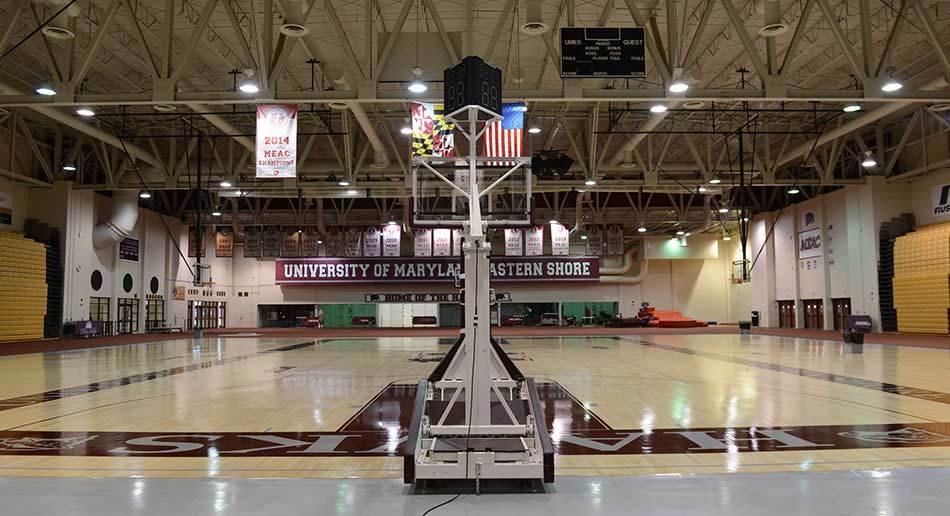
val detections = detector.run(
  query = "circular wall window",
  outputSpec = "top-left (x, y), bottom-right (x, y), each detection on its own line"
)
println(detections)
top-left (90, 270), bottom-right (103, 291)
top-left (122, 273), bottom-right (133, 293)
top-left (149, 276), bottom-right (159, 295)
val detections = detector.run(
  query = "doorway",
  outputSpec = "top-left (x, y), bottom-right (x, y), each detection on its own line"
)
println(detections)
top-left (188, 300), bottom-right (227, 330)
top-left (116, 298), bottom-right (139, 334)
top-left (778, 300), bottom-right (796, 328)
top-left (802, 299), bottom-right (824, 329)
top-left (832, 298), bottom-right (851, 331)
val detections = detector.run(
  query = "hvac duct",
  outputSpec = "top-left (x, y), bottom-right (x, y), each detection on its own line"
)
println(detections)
top-left (521, 0), bottom-right (549, 35)
top-left (33, 0), bottom-right (80, 39)
top-left (93, 191), bottom-right (140, 249)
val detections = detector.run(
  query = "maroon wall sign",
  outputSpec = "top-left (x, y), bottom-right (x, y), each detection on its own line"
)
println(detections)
top-left (276, 256), bottom-right (600, 284)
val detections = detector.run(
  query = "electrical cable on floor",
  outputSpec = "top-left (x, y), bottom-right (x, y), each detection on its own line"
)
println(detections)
top-left (420, 494), bottom-right (462, 516)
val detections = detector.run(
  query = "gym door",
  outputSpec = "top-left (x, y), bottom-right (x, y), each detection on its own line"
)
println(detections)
top-left (802, 299), bottom-right (824, 329)
top-left (778, 300), bottom-right (796, 328)
top-left (832, 298), bottom-right (851, 330)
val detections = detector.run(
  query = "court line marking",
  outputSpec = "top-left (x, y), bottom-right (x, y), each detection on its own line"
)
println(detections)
top-left (633, 338), bottom-right (950, 405)
top-left (0, 341), bottom-right (316, 412)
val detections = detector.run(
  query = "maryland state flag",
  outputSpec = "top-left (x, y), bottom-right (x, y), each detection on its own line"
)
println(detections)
top-left (411, 102), bottom-right (455, 158)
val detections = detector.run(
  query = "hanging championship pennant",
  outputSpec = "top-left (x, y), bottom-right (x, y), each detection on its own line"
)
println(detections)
top-left (551, 223), bottom-right (570, 256)
top-left (327, 228), bottom-right (344, 256)
top-left (505, 229), bottom-right (523, 256)
top-left (344, 227), bottom-right (362, 257)
top-left (281, 226), bottom-right (300, 257)
top-left (432, 228), bottom-right (452, 256)
top-left (383, 224), bottom-right (402, 257)
top-left (215, 227), bottom-right (234, 258)
top-left (525, 225), bottom-right (544, 256)
top-left (414, 229), bottom-right (432, 256)
top-left (243, 226), bottom-right (262, 258)
top-left (261, 226), bottom-right (281, 257)
top-left (364, 226), bottom-right (381, 257)
top-left (607, 224), bottom-right (624, 255)
top-left (256, 104), bottom-right (298, 178)
top-left (586, 225), bottom-right (603, 256)
top-left (300, 227), bottom-right (321, 257)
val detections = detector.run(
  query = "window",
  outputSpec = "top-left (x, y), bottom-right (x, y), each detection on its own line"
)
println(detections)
top-left (89, 297), bottom-right (110, 322)
top-left (146, 298), bottom-right (165, 330)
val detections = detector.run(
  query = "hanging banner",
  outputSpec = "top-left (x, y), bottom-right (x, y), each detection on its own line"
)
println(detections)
top-left (255, 104), bottom-right (298, 178)
top-left (586, 225), bottom-right (603, 256)
top-left (411, 103), bottom-right (455, 158)
top-left (798, 228), bottom-right (822, 259)
top-left (433, 228), bottom-right (452, 256)
top-left (261, 226), bottom-right (281, 257)
top-left (215, 228), bottom-right (234, 258)
top-left (327, 228), bottom-right (344, 257)
top-left (276, 256), bottom-right (600, 284)
top-left (119, 237), bottom-right (140, 262)
top-left (244, 226), bottom-right (262, 258)
top-left (551, 223), bottom-right (570, 256)
top-left (188, 226), bottom-right (207, 258)
top-left (452, 230), bottom-right (463, 256)
top-left (280, 227), bottom-right (300, 257)
top-left (344, 227), bottom-right (362, 257)
top-left (363, 226), bottom-right (381, 257)
top-left (300, 226), bottom-right (320, 257)
top-left (607, 224), bottom-right (624, 255)
top-left (414, 229), bottom-right (432, 256)
top-left (505, 229), bottom-right (523, 256)
top-left (0, 190), bottom-right (12, 225)
top-left (526, 225), bottom-right (544, 256)
top-left (383, 224), bottom-right (402, 257)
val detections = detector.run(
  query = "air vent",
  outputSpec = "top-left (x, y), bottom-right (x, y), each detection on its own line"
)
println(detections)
top-left (758, 23), bottom-right (789, 37)
top-left (328, 101), bottom-right (350, 110)
top-left (153, 104), bottom-right (177, 112)
top-left (41, 26), bottom-right (75, 40)
top-left (683, 100), bottom-right (706, 109)
top-left (520, 22), bottom-right (548, 36)
top-left (280, 23), bottom-right (309, 37)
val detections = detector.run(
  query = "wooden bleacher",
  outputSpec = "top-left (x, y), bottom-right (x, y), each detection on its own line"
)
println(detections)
top-left (0, 230), bottom-right (47, 342)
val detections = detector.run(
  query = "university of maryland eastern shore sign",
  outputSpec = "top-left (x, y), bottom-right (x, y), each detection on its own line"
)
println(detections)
top-left (275, 256), bottom-right (600, 284)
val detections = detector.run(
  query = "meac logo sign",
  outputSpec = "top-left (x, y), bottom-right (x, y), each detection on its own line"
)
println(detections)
top-left (932, 184), bottom-right (950, 218)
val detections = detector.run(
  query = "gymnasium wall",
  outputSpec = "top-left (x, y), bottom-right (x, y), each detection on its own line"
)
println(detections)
top-left (0, 178), bottom-right (29, 232)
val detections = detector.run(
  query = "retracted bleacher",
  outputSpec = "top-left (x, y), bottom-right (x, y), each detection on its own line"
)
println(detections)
top-left (0, 230), bottom-right (48, 342)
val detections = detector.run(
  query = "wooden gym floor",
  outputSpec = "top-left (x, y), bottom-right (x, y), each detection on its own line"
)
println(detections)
top-left (0, 333), bottom-right (948, 479)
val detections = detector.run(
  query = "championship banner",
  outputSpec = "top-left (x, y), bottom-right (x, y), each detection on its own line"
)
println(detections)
top-left (300, 227), bottom-right (320, 257)
top-left (281, 227), bottom-right (300, 257)
top-left (261, 226), bottom-right (281, 257)
top-left (215, 228), bottom-right (234, 258)
top-left (276, 256), bottom-right (600, 284)
top-left (607, 224), bottom-right (624, 255)
top-left (551, 223), bottom-right (570, 256)
top-left (505, 229), bottom-right (523, 256)
top-left (256, 104), bottom-right (298, 178)
top-left (119, 237), bottom-right (139, 262)
top-left (383, 224), bottom-right (402, 257)
top-left (414, 229), bottom-right (432, 257)
top-left (586, 225), bottom-right (603, 256)
top-left (327, 228), bottom-right (344, 257)
top-left (244, 226), bottom-right (262, 257)
top-left (188, 226), bottom-right (207, 258)
top-left (452, 230), bottom-right (462, 256)
top-left (344, 227), bottom-right (362, 257)
top-left (364, 226), bottom-right (381, 257)
top-left (526, 225), bottom-right (544, 256)
top-left (433, 228), bottom-right (452, 257)
top-left (411, 103), bottom-right (454, 158)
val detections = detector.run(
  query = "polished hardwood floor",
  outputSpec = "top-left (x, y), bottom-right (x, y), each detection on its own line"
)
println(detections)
top-left (0, 333), bottom-right (948, 478)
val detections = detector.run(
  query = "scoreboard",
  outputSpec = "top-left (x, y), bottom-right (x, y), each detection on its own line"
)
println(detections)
top-left (560, 27), bottom-right (646, 78)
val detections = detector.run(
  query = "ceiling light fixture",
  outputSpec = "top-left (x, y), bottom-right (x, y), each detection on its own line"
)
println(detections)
top-left (861, 151), bottom-right (877, 168)
top-left (881, 79), bottom-right (903, 92)
top-left (35, 86), bottom-right (56, 96)
top-left (400, 126), bottom-right (412, 135)
top-left (338, 179), bottom-right (350, 186)
top-left (584, 178), bottom-right (596, 186)
top-left (637, 226), bottom-right (647, 233)
top-left (346, 189), bottom-right (358, 195)
top-left (549, 218), bottom-right (558, 225)
top-left (75, 107), bottom-right (95, 117)
top-left (219, 180), bottom-right (232, 188)
top-left (788, 187), bottom-right (800, 194)
top-left (723, 234), bottom-right (732, 241)
top-left (211, 209), bottom-right (222, 217)
top-left (718, 207), bottom-right (729, 213)
top-left (669, 81), bottom-right (689, 93)
top-left (139, 191), bottom-right (151, 199)
top-left (238, 69), bottom-right (259, 94)
top-left (676, 230), bottom-right (685, 236)
top-left (528, 126), bottom-right (541, 134)
top-left (387, 220), bottom-right (398, 226)
top-left (709, 177), bottom-right (722, 184)
top-left (580, 234), bottom-right (588, 240)
top-left (649, 104), bottom-right (668, 113)
top-left (407, 66), bottom-right (427, 93)
top-left (698, 186), bottom-right (707, 193)
top-left (62, 164), bottom-right (76, 172)
top-left (842, 104), bottom-right (861, 113)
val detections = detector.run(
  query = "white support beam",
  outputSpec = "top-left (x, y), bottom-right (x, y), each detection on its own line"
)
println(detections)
top-left (814, 0), bottom-right (865, 82)
top-left (73, 1), bottom-right (122, 85)
top-left (170, 0), bottom-right (220, 85)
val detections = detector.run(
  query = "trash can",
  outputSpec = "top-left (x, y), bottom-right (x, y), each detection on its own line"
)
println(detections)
top-left (738, 321), bottom-right (752, 334)
top-left (751, 311), bottom-right (760, 327)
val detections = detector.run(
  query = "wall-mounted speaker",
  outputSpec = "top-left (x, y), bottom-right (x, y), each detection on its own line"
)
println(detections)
top-left (444, 56), bottom-right (502, 118)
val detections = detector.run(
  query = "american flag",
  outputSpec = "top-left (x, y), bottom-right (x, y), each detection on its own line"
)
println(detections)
top-left (483, 102), bottom-right (524, 166)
